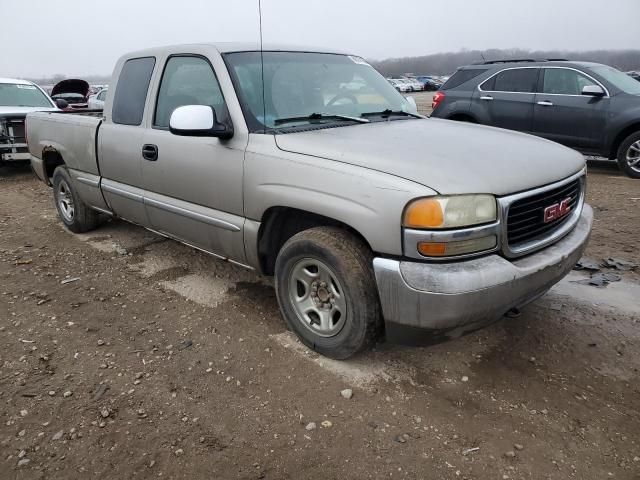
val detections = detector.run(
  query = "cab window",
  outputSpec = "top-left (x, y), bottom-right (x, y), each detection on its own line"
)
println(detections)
top-left (112, 57), bottom-right (156, 126)
top-left (154, 56), bottom-right (227, 128)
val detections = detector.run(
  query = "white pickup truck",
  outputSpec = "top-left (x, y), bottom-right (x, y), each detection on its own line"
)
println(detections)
top-left (27, 43), bottom-right (592, 359)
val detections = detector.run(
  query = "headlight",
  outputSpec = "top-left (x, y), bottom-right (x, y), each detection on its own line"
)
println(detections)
top-left (403, 195), bottom-right (497, 229)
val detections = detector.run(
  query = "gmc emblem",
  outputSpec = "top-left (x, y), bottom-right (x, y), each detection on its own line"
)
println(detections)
top-left (543, 197), bottom-right (572, 223)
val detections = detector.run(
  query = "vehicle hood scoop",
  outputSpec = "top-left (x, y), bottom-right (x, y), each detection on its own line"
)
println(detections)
top-left (51, 79), bottom-right (90, 98)
top-left (274, 118), bottom-right (586, 196)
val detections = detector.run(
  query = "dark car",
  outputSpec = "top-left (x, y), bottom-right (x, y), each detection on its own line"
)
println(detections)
top-left (416, 75), bottom-right (442, 91)
top-left (431, 59), bottom-right (640, 178)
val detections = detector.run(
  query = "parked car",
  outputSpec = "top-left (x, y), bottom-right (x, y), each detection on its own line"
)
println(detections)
top-left (388, 78), bottom-right (411, 93)
top-left (416, 75), bottom-right (442, 91)
top-left (431, 59), bottom-right (640, 178)
top-left (51, 79), bottom-right (90, 109)
top-left (0, 78), bottom-right (57, 165)
top-left (88, 88), bottom-right (108, 109)
top-left (404, 78), bottom-right (424, 92)
top-left (27, 43), bottom-right (592, 359)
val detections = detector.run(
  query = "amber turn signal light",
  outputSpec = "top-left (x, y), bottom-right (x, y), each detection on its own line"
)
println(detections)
top-left (403, 198), bottom-right (444, 228)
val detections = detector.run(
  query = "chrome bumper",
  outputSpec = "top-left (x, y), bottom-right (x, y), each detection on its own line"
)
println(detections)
top-left (373, 204), bottom-right (593, 344)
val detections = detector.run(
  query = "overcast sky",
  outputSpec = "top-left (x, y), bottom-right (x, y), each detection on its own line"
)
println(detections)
top-left (2, 0), bottom-right (638, 78)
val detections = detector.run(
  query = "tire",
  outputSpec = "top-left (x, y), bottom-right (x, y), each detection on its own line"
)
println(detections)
top-left (616, 131), bottom-right (640, 179)
top-left (52, 166), bottom-right (100, 233)
top-left (274, 227), bottom-right (382, 359)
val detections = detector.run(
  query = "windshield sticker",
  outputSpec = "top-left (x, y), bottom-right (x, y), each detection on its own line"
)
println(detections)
top-left (348, 56), bottom-right (370, 66)
top-left (16, 85), bottom-right (37, 90)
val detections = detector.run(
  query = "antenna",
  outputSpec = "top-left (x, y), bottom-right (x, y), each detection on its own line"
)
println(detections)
top-left (258, 0), bottom-right (266, 133)
top-left (480, 51), bottom-right (486, 62)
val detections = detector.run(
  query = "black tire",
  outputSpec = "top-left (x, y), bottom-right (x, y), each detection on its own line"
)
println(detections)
top-left (52, 166), bottom-right (100, 233)
top-left (274, 227), bottom-right (382, 360)
top-left (616, 131), bottom-right (640, 179)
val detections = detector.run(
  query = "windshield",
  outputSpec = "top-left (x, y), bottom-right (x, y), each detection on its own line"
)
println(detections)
top-left (589, 65), bottom-right (640, 95)
top-left (0, 83), bottom-right (53, 107)
top-left (224, 51), bottom-right (413, 131)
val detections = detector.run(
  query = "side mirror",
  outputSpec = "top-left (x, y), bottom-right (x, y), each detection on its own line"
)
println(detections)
top-left (55, 98), bottom-right (69, 109)
top-left (169, 105), bottom-right (233, 139)
top-left (582, 85), bottom-right (605, 97)
top-left (404, 96), bottom-right (418, 114)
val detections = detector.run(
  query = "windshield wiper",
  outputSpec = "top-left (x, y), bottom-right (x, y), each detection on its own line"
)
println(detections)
top-left (361, 109), bottom-right (426, 119)
top-left (274, 112), bottom-right (369, 126)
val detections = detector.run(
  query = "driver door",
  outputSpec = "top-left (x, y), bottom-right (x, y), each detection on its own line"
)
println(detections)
top-left (141, 54), bottom-right (246, 263)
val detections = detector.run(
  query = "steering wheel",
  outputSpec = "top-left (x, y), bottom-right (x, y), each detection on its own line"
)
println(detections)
top-left (326, 92), bottom-right (358, 107)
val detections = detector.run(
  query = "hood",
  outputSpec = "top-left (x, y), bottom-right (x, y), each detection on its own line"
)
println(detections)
top-left (0, 106), bottom-right (58, 116)
top-left (274, 119), bottom-right (585, 196)
top-left (51, 79), bottom-right (90, 98)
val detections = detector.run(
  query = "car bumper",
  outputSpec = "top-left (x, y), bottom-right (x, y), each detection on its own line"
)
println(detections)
top-left (373, 204), bottom-right (593, 345)
top-left (1, 148), bottom-right (30, 162)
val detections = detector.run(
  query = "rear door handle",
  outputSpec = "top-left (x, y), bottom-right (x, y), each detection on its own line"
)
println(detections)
top-left (480, 95), bottom-right (493, 101)
top-left (537, 101), bottom-right (554, 106)
top-left (142, 144), bottom-right (158, 161)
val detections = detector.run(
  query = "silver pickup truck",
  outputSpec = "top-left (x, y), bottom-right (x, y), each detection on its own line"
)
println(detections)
top-left (27, 43), bottom-right (593, 359)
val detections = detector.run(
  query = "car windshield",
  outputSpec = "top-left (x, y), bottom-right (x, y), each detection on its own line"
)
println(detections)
top-left (589, 65), bottom-right (640, 95)
top-left (0, 83), bottom-right (53, 107)
top-left (224, 51), bottom-right (414, 131)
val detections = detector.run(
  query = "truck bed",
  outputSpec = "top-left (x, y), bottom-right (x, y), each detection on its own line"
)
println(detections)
top-left (26, 110), bottom-right (103, 177)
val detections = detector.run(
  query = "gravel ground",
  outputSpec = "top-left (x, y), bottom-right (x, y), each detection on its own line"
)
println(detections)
top-left (0, 160), bottom-right (639, 480)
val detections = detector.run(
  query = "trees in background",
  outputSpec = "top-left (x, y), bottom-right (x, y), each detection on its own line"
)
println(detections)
top-left (372, 49), bottom-right (640, 77)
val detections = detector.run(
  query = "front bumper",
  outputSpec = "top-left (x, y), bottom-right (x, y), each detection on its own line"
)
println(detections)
top-left (373, 204), bottom-right (593, 345)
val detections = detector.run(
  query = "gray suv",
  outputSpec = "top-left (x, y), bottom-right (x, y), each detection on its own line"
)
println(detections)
top-left (431, 59), bottom-right (640, 178)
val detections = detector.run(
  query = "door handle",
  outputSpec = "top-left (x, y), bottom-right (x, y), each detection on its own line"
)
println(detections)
top-left (537, 101), bottom-right (554, 106)
top-left (142, 144), bottom-right (158, 161)
top-left (480, 95), bottom-right (494, 101)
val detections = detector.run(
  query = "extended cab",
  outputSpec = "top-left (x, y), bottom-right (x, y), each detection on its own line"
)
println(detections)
top-left (27, 43), bottom-right (593, 359)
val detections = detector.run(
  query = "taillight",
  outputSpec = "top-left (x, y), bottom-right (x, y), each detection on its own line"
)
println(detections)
top-left (432, 91), bottom-right (445, 110)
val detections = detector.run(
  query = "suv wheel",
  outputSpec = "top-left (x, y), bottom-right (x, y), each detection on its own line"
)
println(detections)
top-left (274, 227), bottom-right (382, 359)
top-left (617, 131), bottom-right (640, 179)
top-left (52, 166), bottom-right (101, 232)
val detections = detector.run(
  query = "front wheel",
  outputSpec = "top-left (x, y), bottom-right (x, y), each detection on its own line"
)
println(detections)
top-left (274, 227), bottom-right (382, 359)
top-left (616, 131), bottom-right (640, 179)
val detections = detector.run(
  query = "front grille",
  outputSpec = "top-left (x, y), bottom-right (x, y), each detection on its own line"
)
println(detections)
top-left (0, 116), bottom-right (26, 147)
top-left (506, 178), bottom-right (581, 248)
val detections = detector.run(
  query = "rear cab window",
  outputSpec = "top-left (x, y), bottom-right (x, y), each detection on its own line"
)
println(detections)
top-left (480, 68), bottom-right (539, 93)
top-left (112, 57), bottom-right (156, 125)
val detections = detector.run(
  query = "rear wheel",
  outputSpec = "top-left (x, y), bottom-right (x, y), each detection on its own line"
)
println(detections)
top-left (616, 131), bottom-right (640, 179)
top-left (52, 166), bottom-right (100, 232)
top-left (274, 227), bottom-right (382, 359)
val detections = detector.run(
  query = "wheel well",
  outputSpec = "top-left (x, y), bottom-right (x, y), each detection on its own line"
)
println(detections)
top-left (42, 149), bottom-right (65, 180)
top-left (257, 207), bottom-right (372, 276)
top-left (609, 123), bottom-right (640, 159)
top-left (447, 113), bottom-right (477, 123)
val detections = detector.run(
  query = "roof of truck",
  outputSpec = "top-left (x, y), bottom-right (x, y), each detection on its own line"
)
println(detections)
top-left (0, 78), bottom-right (36, 85)
top-left (123, 42), bottom-right (351, 58)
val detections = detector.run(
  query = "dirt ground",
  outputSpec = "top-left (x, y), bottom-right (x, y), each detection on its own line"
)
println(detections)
top-left (0, 161), bottom-right (639, 480)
